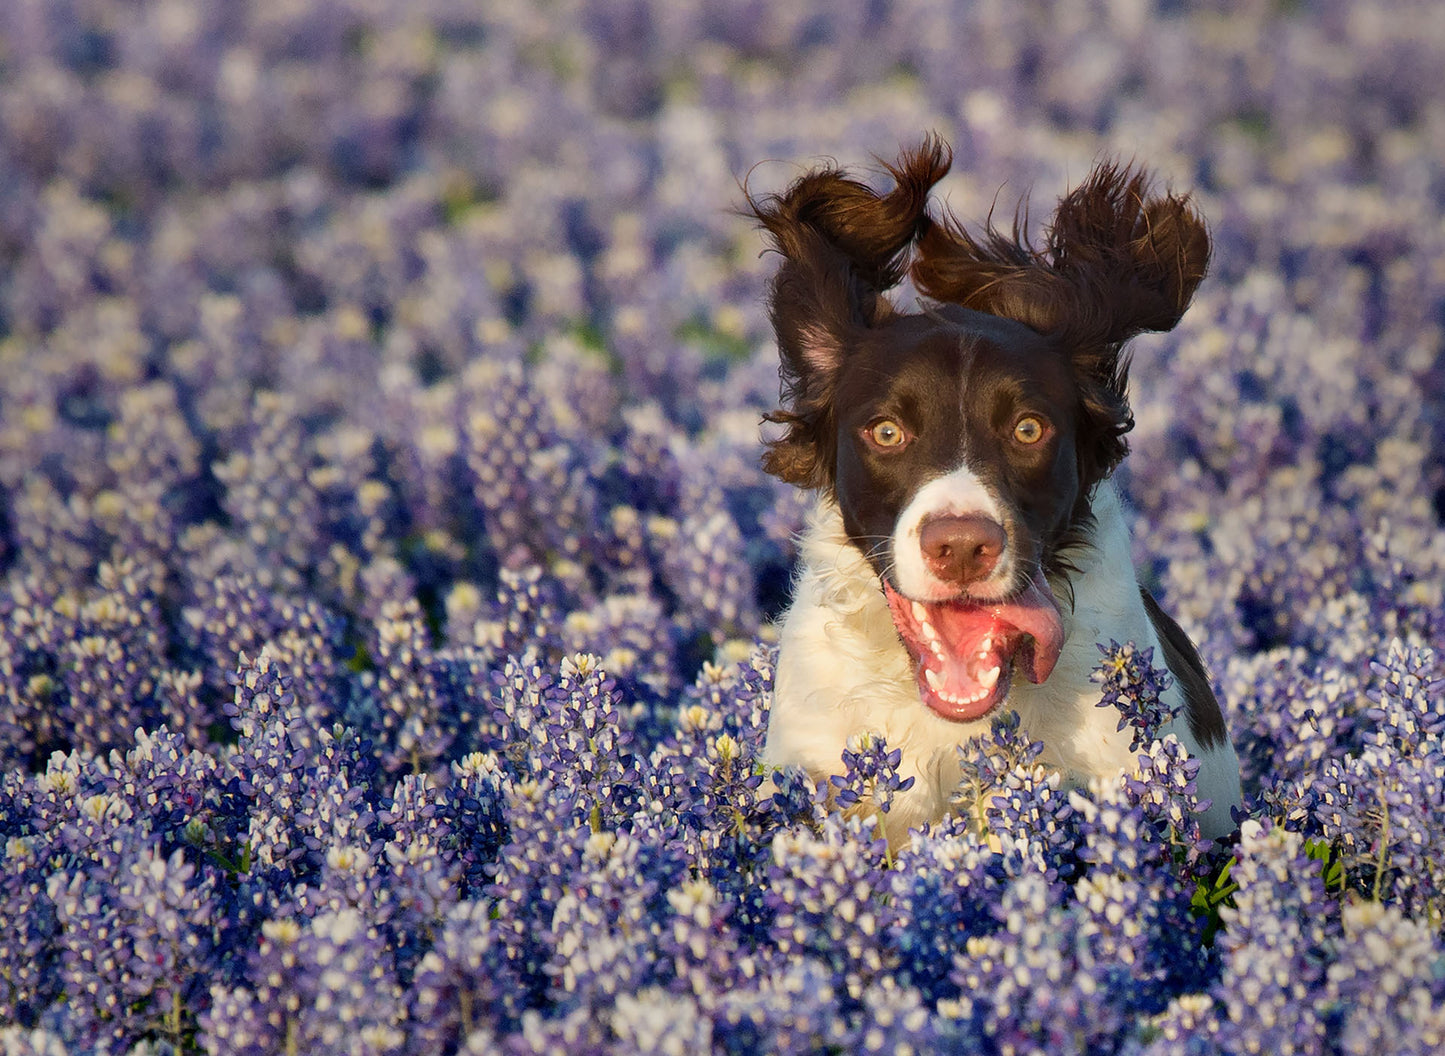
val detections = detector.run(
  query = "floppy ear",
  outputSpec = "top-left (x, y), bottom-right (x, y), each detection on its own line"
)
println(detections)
top-left (913, 162), bottom-right (1210, 481)
top-left (749, 136), bottom-right (951, 490)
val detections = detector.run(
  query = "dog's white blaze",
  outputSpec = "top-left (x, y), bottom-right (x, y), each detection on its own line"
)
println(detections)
top-left (890, 465), bottom-right (1013, 599)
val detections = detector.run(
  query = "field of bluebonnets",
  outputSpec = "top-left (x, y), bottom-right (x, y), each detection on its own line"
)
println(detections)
top-left (1, 0), bottom-right (1444, 1052)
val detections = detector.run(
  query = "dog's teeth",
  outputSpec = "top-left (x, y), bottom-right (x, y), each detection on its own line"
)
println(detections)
top-left (913, 606), bottom-right (942, 649)
top-left (925, 668), bottom-right (946, 694)
top-left (979, 634), bottom-right (993, 653)
top-left (978, 666), bottom-right (1000, 689)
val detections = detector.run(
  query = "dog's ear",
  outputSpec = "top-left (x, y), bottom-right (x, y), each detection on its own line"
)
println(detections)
top-left (749, 136), bottom-right (951, 489)
top-left (913, 162), bottom-right (1210, 481)
top-left (1043, 162), bottom-right (1211, 341)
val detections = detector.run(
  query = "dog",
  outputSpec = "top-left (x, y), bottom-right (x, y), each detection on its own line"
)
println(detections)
top-left (749, 136), bottom-right (1242, 843)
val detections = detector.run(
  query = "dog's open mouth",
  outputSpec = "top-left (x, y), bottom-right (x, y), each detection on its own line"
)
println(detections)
top-left (883, 575), bottom-right (1065, 721)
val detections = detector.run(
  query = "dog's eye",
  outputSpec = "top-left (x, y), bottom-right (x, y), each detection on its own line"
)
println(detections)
top-left (1012, 416), bottom-right (1048, 445)
top-left (866, 419), bottom-right (910, 449)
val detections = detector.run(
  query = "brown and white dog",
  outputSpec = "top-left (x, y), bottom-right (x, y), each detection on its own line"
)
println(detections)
top-left (750, 137), bottom-right (1241, 842)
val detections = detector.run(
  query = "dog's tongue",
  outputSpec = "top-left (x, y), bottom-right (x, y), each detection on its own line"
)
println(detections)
top-left (884, 575), bottom-right (1065, 722)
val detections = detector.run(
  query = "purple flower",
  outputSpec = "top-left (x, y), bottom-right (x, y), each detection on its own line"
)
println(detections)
top-left (1094, 640), bottom-right (1181, 752)
top-left (829, 732), bottom-right (915, 819)
top-left (202, 908), bottom-right (405, 1055)
top-left (1210, 820), bottom-right (1336, 1054)
top-left (765, 815), bottom-right (896, 1006)
top-left (0, 833), bottom-right (61, 1027)
top-left (47, 845), bottom-right (217, 1052)
top-left (0, 0), bottom-right (1440, 1049)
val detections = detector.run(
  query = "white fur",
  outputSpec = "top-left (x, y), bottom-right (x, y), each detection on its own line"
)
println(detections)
top-left (764, 481), bottom-right (1242, 843)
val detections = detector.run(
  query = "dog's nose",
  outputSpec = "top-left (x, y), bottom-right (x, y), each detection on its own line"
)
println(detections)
top-left (919, 514), bottom-right (1005, 585)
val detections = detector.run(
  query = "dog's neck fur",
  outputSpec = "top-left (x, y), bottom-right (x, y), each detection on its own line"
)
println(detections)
top-left (764, 480), bottom-right (1242, 843)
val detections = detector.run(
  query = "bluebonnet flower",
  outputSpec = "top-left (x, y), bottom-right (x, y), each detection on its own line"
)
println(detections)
top-left (368, 596), bottom-right (452, 775)
top-left (6, 476), bottom-right (103, 594)
top-left (0, 1026), bottom-right (72, 1056)
top-left (483, 773), bottom-right (591, 1013)
top-left (1070, 738), bottom-right (1212, 879)
top-left (646, 484), bottom-right (760, 647)
top-left (765, 814), bottom-right (896, 1005)
top-left (406, 897), bottom-right (519, 1050)
top-left (488, 565), bottom-right (567, 664)
top-left (1321, 898), bottom-right (1445, 1054)
top-left (950, 712), bottom-right (1081, 881)
top-left (642, 655), bottom-right (775, 923)
top-left (708, 959), bottom-right (845, 1056)
top-left (377, 773), bottom-right (465, 974)
top-left (183, 573), bottom-right (344, 726)
top-left (57, 556), bottom-right (169, 754)
top-left (0, 833), bottom-right (61, 1028)
top-left (0, 0), bottom-right (1442, 1049)
top-left (98, 380), bottom-right (200, 565)
top-left (1218, 648), bottom-right (1358, 795)
top-left (843, 976), bottom-right (975, 1056)
top-left (656, 876), bottom-right (770, 1009)
top-left (1094, 640), bottom-right (1181, 752)
top-left (0, 573), bottom-right (70, 767)
top-left (1287, 641), bottom-right (1445, 918)
top-left (886, 824), bottom-right (1038, 1005)
top-left (1136, 993), bottom-right (1226, 1056)
top-left (211, 390), bottom-right (325, 590)
top-left (1360, 639), bottom-right (1445, 760)
top-left (47, 845), bottom-right (217, 1053)
top-left (608, 988), bottom-right (713, 1056)
top-left (485, 652), bottom-right (648, 840)
top-left (947, 871), bottom-right (1137, 1055)
top-left (202, 909), bottom-right (406, 1056)
top-left (560, 592), bottom-right (676, 695)
top-left (433, 751), bottom-right (509, 899)
top-left (100, 726), bottom-right (220, 861)
top-left (657, 654), bottom-right (768, 766)
top-left (828, 732), bottom-right (915, 822)
top-left (494, 1005), bottom-right (610, 1056)
top-left (459, 358), bottom-right (601, 570)
top-left (542, 830), bottom-right (682, 1010)
top-left (1210, 820), bottom-right (1336, 1055)
top-left (224, 651), bottom-right (377, 874)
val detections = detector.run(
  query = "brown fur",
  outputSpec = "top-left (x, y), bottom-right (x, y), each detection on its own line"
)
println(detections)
top-left (747, 136), bottom-right (952, 491)
top-left (912, 163), bottom-right (1211, 491)
top-left (912, 161), bottom-right (1211, 572)
top-left (1140, 587), bottom-right (1229, 750)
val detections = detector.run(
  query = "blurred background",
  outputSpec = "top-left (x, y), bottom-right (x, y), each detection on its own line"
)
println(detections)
top-left (0, 0), bottom-right (1441, 767)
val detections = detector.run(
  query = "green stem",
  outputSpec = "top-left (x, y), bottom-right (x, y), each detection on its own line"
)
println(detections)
top-left (1372, 791), bottom-right (1391, 903)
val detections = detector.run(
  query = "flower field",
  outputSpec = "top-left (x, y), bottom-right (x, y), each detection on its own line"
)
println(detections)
top-left (0, 0), bottom-right (1443, 1052)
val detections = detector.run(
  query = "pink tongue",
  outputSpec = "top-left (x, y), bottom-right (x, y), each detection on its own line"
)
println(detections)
top-left (930, 576), bottom-right (1064, 685)
top-left (884, 575), bottom-right (1065, 721)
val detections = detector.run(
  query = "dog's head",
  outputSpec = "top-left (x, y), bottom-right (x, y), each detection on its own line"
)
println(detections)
top-left (752, 139), bottom-right (1210, 721)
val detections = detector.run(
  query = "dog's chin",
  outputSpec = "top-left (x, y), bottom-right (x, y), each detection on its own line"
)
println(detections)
top-left (883, 575), bottom-right (1065, 723)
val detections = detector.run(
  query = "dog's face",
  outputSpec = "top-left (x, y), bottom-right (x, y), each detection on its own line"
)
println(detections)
top-left (751, 138), bottom-right (1209, 722)
top-left (827, 309), bottom-right (1076, 718)
top-left (832, 308), bottom-right (1081, 598)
